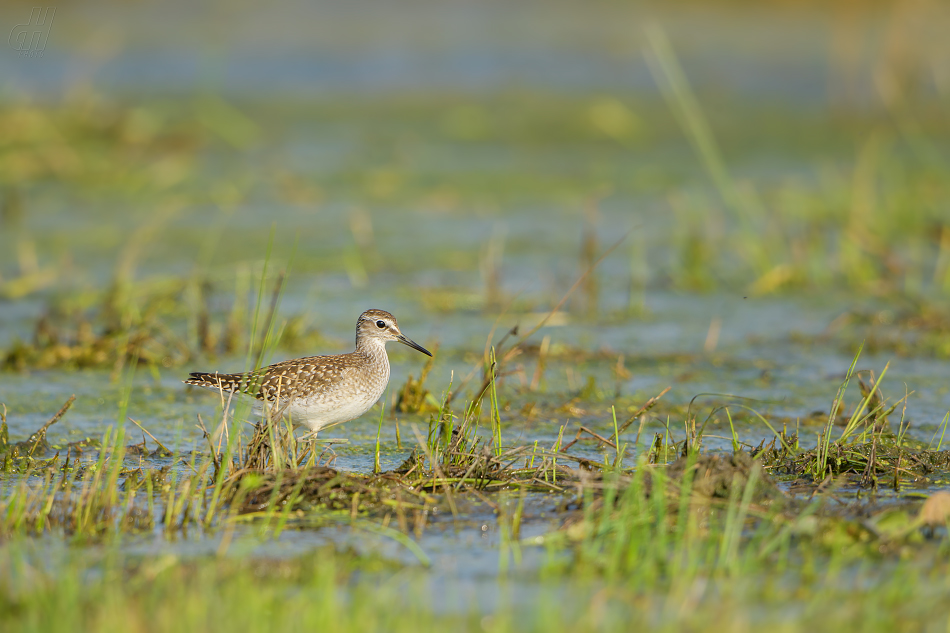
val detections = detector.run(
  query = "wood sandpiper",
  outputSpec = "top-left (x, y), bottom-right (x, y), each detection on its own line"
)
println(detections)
top-left (184, 309), bottom-right (431, 435)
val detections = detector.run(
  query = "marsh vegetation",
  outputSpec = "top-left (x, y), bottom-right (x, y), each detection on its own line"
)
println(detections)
top-left (3, 1), bottom-right (950, 631)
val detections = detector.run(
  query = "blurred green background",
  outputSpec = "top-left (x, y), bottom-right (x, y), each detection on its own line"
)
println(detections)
top-left (5, 5), bottom-right (950, 630)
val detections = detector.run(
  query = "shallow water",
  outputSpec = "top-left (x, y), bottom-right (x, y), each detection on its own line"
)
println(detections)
top-left (4, 289), bottom-right (949, 453)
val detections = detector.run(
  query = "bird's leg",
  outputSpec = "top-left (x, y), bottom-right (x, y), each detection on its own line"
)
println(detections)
top-left (298, 429), bottom-right (320, 442)
top-left (317, 444), bottom-right (338, 467)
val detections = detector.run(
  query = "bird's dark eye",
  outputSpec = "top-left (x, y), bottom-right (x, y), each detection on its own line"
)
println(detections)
top-left (376, 320), bottom-right (386, 328)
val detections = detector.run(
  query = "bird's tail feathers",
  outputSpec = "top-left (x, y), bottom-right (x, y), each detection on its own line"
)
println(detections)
top-left (183, 371), bottom-right (258, 395)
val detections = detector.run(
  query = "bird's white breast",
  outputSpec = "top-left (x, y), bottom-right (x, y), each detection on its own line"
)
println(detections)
top-left (270, 348), bottom-right (391, 433)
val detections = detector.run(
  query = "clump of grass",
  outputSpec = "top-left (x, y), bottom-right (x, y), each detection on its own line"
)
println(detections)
top-left (765, 438), bottom-right (950, 489)
top-left (748, 347), bottom-right (950, 489)
top-left (227, 467), bottom-right (431, 518)
top-left (0, 395), bottom-right (74, 473)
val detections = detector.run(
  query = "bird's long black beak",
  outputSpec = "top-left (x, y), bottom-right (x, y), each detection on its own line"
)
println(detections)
top-left (396, 333), bottom-right (432, 357)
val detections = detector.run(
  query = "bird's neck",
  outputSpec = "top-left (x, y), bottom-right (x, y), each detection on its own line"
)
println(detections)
top-left (355, 337), bottom-right (390, 382)
top-left (355, 336), bottom-right (388, 360)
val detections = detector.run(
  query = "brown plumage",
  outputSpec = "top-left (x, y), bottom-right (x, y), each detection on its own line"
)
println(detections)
top-left (183, 309), bottom-right (431, 433)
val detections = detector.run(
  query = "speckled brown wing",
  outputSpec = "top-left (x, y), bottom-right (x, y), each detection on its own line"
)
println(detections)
top-left (185, 354), bottom-right (358, 402)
